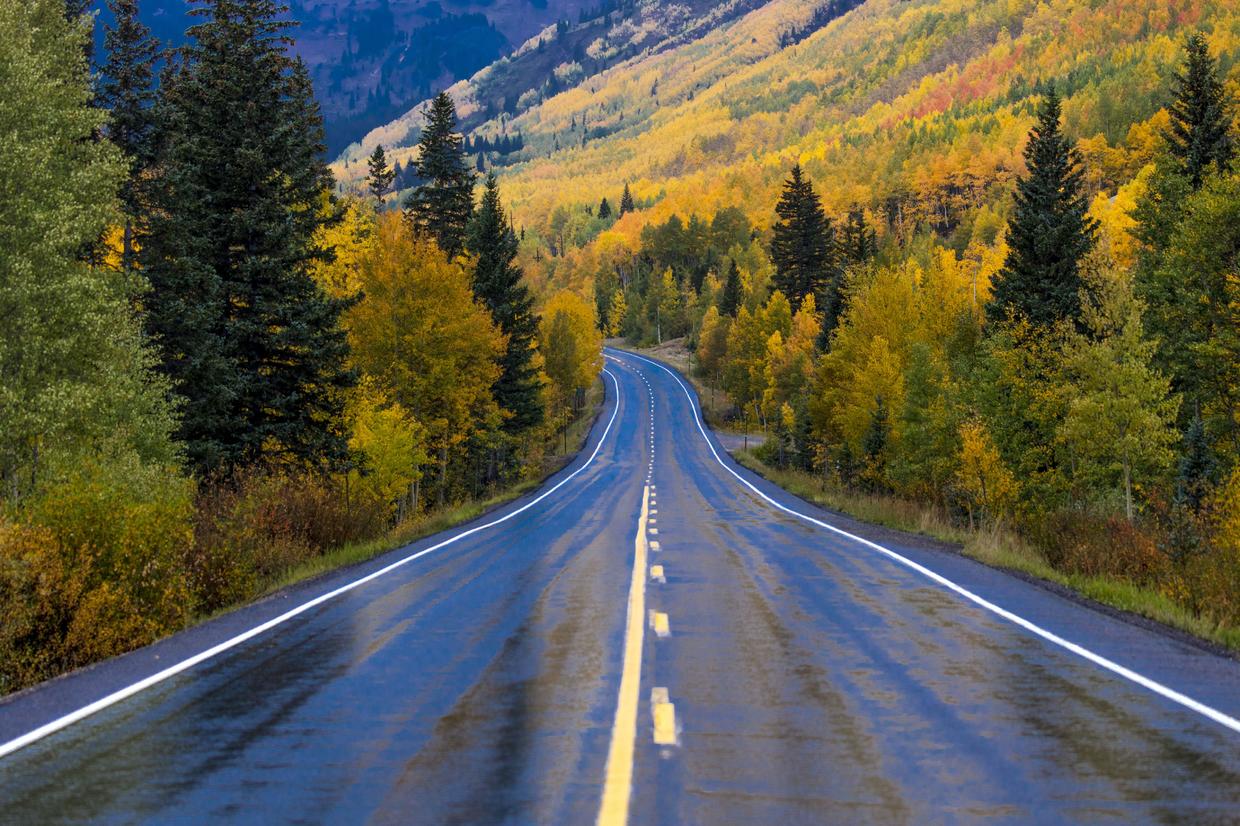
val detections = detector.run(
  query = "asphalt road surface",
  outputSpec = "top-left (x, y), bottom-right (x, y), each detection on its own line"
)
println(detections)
top-left (1, 348), bottom-right (1238, 824)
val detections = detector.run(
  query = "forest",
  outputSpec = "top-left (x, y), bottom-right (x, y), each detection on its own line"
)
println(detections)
top-left (584, 34), bottom-right (1240, 644)
top-left (0, 0), bottom-right (602, 693)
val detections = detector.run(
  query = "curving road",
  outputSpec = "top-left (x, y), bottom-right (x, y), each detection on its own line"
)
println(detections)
top-left (1, 348), bottom-right (1238, 823)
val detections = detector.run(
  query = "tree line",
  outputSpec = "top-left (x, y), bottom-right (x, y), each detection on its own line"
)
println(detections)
top-left (0, 0), bottom-right (602, 692)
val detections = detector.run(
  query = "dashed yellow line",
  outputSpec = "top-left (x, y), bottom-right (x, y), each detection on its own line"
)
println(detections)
top-left (596, 486), bottom-right (651, 826)
top-left (651, 687), bottom-right (678, 746)
top-left (650, 564), bottom-right (664, 581)
top-left (650, 611), bottom-right (670, 638)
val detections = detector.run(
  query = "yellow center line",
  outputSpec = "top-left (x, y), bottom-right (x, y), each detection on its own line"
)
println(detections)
top-left (596, 485), bottom-right (651, 826)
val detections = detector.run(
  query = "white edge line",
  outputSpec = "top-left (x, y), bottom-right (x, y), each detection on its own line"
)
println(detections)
top-left (0, 368), bottom-right (625, 760)
top-left (612, 348), bottom-right (1240, 736)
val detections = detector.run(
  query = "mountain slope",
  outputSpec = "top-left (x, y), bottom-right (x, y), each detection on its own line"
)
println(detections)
top-left (336, 0), bottom-right (1237, 298)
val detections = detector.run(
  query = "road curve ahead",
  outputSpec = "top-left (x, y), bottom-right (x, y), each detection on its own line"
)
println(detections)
top-left (1, 348), bottom-right (1239, 823)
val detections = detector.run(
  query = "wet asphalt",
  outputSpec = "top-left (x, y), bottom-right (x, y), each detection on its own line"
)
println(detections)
top-left (0, 348), bottom-right (1238, 824)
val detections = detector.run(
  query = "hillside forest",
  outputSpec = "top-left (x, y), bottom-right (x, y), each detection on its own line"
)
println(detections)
top-left (0, 0), bottom-right (601, 693)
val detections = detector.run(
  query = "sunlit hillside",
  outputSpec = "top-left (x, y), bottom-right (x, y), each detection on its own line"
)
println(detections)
top-left (336, 0), bottom-right (1238, 296)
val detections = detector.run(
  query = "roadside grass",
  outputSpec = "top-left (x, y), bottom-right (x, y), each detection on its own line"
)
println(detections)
top-left (207, 378), bottom-right (606, 620)
top-left (733, 452), bottom-right (1240, 653)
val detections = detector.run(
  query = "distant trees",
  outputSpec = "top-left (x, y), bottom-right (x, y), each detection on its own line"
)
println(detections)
top-left (404, 92), bottom-right (475, 257)
top-left (141, 0), bottom-right (354, 475)
top-left (366, 143), bottom-right (395, 201)
top-left (598, 197), bottom-right (613, 219)
top-left (466, 174), bottom-right (545, 433)
top-left (986, 87), bottom-right (1096, 328)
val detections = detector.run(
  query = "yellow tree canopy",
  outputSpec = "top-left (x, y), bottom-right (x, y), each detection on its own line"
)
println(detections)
top-left (348, 213), bottom-right (504, 452)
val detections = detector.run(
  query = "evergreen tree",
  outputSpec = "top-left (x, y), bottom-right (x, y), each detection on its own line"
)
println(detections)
top-left (1164, 33), bottom-right (1234, 190)
top-left (141, 0), bottom-right (354, 475)
top-left (598, 197), bottom-right (612, 219)
top-left (840, 208), bottom-right (877, 266)
top-left (770, 164), bottom-right (835, 311)
top-left (986, 87), bottom-right (1096, 328)
top-left (366, 143), bottom-right (394, 201)
top-left (718, 259), bottom-right (742, 317)
top-left (465, 174), bottom-right (544, 432)
top-left (861, 395), bottom-right (889, 492)
top-left (98, 0), bottom-right (160, 271)
top-left (619, 182), bottom-right (635, 215)
top-left (1176, 412), bottom-right (1217, 514)
top-left (404, 92), bottom-right (475, 257)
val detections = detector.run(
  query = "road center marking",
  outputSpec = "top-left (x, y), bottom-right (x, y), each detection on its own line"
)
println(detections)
top-left (616, 348), bottom-right (1240, 737)
top-left (597, 485), bottom-right (652, 826)
top-left (651, 687), bottom-right (678, 746)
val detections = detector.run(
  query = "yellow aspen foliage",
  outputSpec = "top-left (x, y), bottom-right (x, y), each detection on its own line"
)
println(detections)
top-left (539, 289), bottom-right (603, 404)
top-left (310, 195), bottom-right (377, 300)
top-left (346, 381), bottom-right (427, 516)
top-left (695, 306), bottom-right (730, 382)
top-left (606, 288), bottom-right (627, 337)
top-left (955, 419), bottom-right (1018, 527)
top-left (347, 213), bottom-right (504, 468)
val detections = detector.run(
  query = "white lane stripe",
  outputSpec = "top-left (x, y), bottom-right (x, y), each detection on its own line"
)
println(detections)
top-left (0, 368), bottom-right (626, 761)
top-left (614, 349), bottom-right (1240, 736)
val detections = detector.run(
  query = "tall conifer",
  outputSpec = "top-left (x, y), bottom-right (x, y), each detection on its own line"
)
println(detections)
top-left (619, 182), bottom-right (635, 215)
top-left (98, 0), bottom-right (160, 271)
top-left (986, 87), bottom-right (1096, 328)
top-left (366, 143), bottom-right (395, 201)
top-left (141, 0), bottom-right (354, 475)
top-left (719, 259), bottom-right (742, 318)
top-left (466, 174), bottom-right (544, 432)
top-left (770, 164), bottom-right (835, 312)
top-left (1165, 33), bottom-right (1233, 189)
top-left (404, 92), bottom-right (475, 257)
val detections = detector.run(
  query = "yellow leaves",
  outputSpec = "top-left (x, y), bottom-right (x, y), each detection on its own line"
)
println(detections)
top-left (955, 419), bottom-right (1018, 525)
top-left (310, 196), bottom-right (377, 300)
top-left (346, 381), bottom-right (426, 515)
top-left (539, 289), bottom-right (603, 401)
top-left (348, 213), bottom-right (504, 450)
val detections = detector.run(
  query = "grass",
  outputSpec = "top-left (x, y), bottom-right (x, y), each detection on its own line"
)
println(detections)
top-left (226, 379), bottom-right (606, 614)
top-left (733, 450), bottom-right (1240, 653)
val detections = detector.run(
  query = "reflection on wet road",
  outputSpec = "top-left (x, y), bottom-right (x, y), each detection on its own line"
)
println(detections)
top-left (1, 349), bottom-right (1238, 823)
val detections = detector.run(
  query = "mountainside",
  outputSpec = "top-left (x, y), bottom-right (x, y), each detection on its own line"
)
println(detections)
top-left (93, 0), bottom-right (592, 154)
top-left (336, 0), bottom-right (1238, 295)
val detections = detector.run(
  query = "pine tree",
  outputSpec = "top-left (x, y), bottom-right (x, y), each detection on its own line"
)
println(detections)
top-left (840, 208), bottom-right (876, 266)
top-left (404, 92), bottom-right (475, 257)
top-left (98, 0), bottom-right (161, 272)
top-left (1164, 33), bottom-right (1234, 190)
top-left (770, 164), bottom-right (835, 311)
top-left (141, 0), bottom-right (354, 476)
top-left (861, 395), bottom-right (889, 492)
top-left (366, 143), bottom-right (395, 201)
top-left (1176, 412), bottom-right (1217, 514)
top-left (986, 87), bottom-right (1097, 328)
top-left (598, 197), bottom-right (612, 219)
top-left (719, 259), bottom-right (742, 317)
top-left (619, 182), bottom-right (635, 215)
top-left (465, 174), bottom-right (544, 432)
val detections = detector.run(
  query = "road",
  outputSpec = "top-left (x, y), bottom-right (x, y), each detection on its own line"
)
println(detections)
top-left (1, 348), bottom-right (1238, 823)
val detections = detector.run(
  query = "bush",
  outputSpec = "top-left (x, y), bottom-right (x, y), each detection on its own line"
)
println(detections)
top-left (1032, 510), bottom-right (1167, 586)
top-left (188, 469), bottom-right (385, 613)
top-left (0, 454), bottom-right (193, 691)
